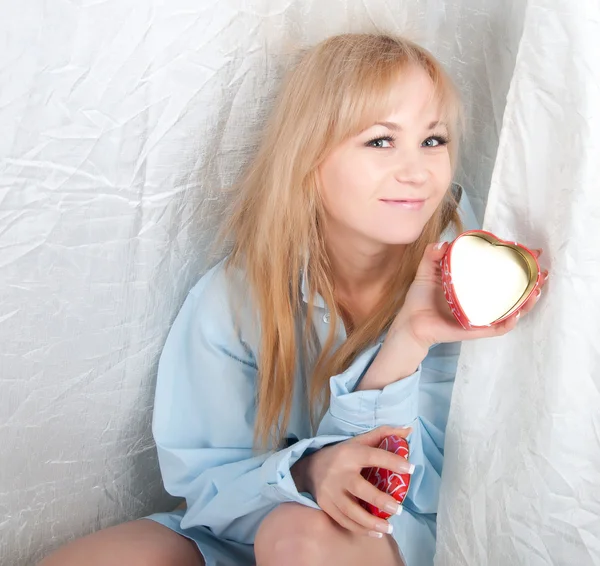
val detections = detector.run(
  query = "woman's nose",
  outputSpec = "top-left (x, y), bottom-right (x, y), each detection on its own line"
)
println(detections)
top-left (393, 154), bottom-right (428, 186)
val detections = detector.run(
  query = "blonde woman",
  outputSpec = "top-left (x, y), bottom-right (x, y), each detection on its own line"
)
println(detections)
top-left (40, 33), bottom-right (546, 566)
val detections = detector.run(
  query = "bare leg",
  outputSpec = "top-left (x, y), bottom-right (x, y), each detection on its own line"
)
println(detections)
top-left (255, 503), bottom-right (405, 566)
top-left (38, 519), bottom-right (205, 566)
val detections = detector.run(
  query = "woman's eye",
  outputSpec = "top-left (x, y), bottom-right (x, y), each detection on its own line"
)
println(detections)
top-left (422, 136), bottom-right (448, 148)
top-left (366, 136), bottom-right (394, 148)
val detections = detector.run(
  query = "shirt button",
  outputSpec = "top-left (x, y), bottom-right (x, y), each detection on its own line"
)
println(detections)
top-left (323, 312), bottom-right (330, 324)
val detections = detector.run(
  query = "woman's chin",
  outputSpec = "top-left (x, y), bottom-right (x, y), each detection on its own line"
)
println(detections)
top-left (374, 229), bottom-right (425, 246)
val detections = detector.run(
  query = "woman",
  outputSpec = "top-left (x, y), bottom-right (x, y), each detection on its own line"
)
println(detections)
top-left (39, 33), bottom-right (546, 566)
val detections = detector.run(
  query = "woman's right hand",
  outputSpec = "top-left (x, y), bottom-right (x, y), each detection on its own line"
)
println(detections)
top-left (291, 425), bottom-right (414, 538)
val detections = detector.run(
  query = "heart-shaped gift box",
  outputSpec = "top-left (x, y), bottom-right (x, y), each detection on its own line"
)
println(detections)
top-left (441, 230), bottom-right (542, 329)
top-left (360, 435), bottom-right (411, 519)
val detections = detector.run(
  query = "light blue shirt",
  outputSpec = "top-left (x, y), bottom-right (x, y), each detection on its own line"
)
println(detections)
top-left (151, 190), bottom-right (479, 566)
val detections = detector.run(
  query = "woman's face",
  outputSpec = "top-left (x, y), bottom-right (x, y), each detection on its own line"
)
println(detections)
top-left (318, 66), bottom-right (452, 249)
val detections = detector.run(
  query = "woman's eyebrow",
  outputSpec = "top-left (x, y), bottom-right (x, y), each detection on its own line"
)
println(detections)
top-left (372, 120), bottom-right (446, 131)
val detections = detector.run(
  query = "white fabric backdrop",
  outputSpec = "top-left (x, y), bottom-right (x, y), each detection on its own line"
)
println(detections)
top-left (437, 1), bottom-right (600, 564)
top-left (2, 1), bottom-right (596, 565)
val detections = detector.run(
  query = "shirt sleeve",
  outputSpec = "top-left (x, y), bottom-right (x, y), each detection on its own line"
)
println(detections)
top-left (152, 265), bottom-right (364, 544)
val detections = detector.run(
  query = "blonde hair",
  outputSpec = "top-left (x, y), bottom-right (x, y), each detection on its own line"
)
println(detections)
top-left (218, 33), bottom-right (464, 449)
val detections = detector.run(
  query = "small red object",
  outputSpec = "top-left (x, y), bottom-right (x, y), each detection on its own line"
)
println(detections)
top-left (361, 435), bottom-right (411, 519)
top-left (441, 230), bottom-right (542, 330)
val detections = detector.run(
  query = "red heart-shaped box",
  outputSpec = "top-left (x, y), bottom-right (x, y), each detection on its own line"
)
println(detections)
top-left (360, 435), bottom-right (411, 519)
top-left (441, 230), bottom-right (542, 330)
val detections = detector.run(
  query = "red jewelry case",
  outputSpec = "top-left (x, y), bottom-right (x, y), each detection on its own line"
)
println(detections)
top-left (361, 435), bottom-right (411, 519)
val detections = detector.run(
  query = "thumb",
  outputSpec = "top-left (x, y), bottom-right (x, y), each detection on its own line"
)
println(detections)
top-left (414, 241), bottom-right (448, 282)
top-left (353, 425), bottom-right (413, 447)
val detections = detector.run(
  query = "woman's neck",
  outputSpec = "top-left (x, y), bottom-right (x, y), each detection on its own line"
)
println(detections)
top-left (324, 227), bottom-right (405, 325)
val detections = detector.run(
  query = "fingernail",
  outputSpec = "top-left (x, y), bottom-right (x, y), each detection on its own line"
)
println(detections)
top-left (385, 503), bottom-right (404, 515)
top-left (383, 502), bottom-right (401, 515)
top-left (368, 531), bottom-right (383, 539)
top-left (516, 312), bottom-right (521, 321)
top-left (434, 242), bottom-right (444, 250)
top-left (375, 522), bottom-right (393, 534)
top-left (536, 289), bottom-right (542, 300)
top-left (407, 463), bottom-right (416, 475)
top-left (399, 426), bottom-right (413, 437)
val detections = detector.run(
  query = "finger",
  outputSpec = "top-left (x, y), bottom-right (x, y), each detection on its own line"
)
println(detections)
top-left (328, 498), bottom-right (373, 536)
top-left (358, 445), bottom-right (415, 475)
top-left (349, 476), bottom-right (405, 518)
top-left (520, 287), bottom-right (544, 315)
top-left (337, 490), bottom-right (394, 536)
top-left (531, 248), bottom-right (543, 258)
top-left (461, 316), bottom-right (518, 340)
top-left (521, 277), bottom-right (548, 312)
top-left (353, 425), bottom-right (413, 447)
top-left (494, 316), bottom-right (520, 333)
top-left (415, 242), bottom-right (449, 281)
top-left (533, 270), bottom-right (549, 292)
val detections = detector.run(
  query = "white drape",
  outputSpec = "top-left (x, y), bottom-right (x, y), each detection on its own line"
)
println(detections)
top-left (437, 1), bottom-right (600, 564)
top-left (1, 1), bottom-right (597, 564)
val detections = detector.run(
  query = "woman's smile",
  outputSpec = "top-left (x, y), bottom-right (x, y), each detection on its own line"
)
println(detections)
top-left (379, 198), bottom-right (426, 210)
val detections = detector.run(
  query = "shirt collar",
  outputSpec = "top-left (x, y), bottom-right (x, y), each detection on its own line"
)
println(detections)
top-left (300, 265), bottom-right (327, 309)
top-left (303, 263), bottom-right (396, 345)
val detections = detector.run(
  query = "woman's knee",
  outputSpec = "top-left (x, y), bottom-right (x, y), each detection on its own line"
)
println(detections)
top-left (255, 503), bottom-right (332, 566)
top-left (38, 519), bottom-right (205, 566)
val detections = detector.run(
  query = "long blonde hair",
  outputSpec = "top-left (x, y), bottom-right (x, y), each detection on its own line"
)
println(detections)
top-left (218, 33), bottom-right (463, 449)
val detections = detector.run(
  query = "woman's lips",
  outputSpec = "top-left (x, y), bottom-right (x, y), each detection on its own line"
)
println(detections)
top-left (380, 199), bottom-right (426, 210)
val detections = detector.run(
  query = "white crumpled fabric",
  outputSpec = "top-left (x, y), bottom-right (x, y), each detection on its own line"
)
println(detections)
top-left (436, 1), bottom-right (600, 565)
top-left (1, 1), bottom-right (597, 565)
